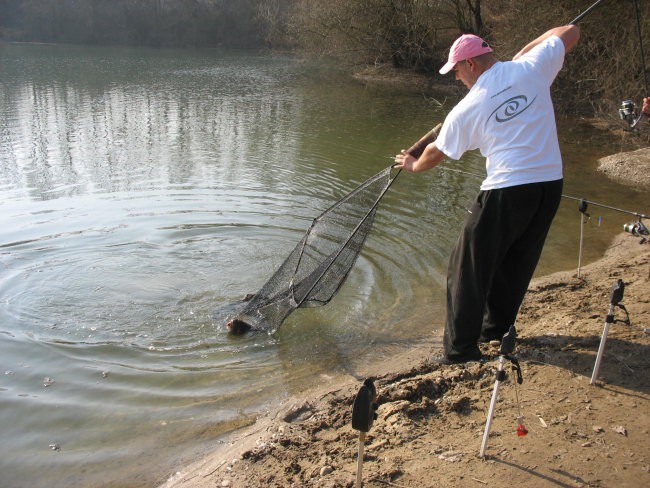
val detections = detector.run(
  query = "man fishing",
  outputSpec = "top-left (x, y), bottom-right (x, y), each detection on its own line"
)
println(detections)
top-left (395, 24), bottom-right (580, 364)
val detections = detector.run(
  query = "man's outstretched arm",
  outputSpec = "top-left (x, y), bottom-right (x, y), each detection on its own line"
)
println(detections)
top-left (513, 25), bottom-right (580, 60)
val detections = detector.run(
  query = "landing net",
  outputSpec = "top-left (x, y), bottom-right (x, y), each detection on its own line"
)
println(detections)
top-left (224, 165), bottom-right (401, 334)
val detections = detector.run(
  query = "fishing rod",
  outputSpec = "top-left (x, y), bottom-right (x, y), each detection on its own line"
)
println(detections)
top-left (437, 165), bottom-right (650, 219)
top-left (386, 158), bottom-right (649, 219)
top-left (570, 0), bottom-right (606, 25)
top-left (568, 0), bottom-right (645, 71)
top-left (549, 0), bottom-right (648, 129)
top-left (435, 164), bottom-right (649, 279)
top-left (436, 165), bottom-right (648, 278)
top-left (632, 0), bottom-right (649, 95)
top-left (562, 194), bottom-right (649, 220)
top-left (615, 0), bottom-right (649, 129)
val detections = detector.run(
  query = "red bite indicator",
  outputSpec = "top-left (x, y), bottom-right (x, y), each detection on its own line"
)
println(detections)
top-left (516, 416), bottom-right (528, 437)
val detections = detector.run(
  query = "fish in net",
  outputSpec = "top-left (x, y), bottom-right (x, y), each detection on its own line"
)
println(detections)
top-left (220, 123), bottom-right (442, 334)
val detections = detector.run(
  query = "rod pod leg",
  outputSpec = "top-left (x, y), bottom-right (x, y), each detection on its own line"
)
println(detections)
top-left (577, 199), bottom-right (588, 278)
top-left (578, 213), bottom-right (585, 278)
top-left (590, 304), bottom-right (615, 385)
top-left (480, 355), bottom-right (507, 457)
top-left (591, 280), bottom-right (626, 385)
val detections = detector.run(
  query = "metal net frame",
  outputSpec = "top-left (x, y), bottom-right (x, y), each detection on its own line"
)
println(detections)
top-left (226, 165), bottom-right (401, 334)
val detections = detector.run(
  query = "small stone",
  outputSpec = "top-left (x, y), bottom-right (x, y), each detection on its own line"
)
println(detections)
top-left (43, 377), bottom-right (55, 387)
top-left (221, 480), bottom-right (231, 487)
top-left (368, 439), bottom-right (388, 450)
top-left (438, 450), bottom-right (463, 462)
top-left (612, 425), bottom-right (627, 436)
top-left (592, 425), bottom-right (604, 433)
top-left (320, 465), bottom-right (333, 476)
top-left (49, 443), bottom-right (60, 451)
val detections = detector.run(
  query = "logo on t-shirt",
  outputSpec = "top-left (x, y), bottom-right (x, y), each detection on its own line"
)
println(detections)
top-left (488, 95), bottom-right (537, 124)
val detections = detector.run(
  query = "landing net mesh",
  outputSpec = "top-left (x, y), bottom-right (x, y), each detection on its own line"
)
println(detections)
top-left (225, 165), bottom-right (400, 333)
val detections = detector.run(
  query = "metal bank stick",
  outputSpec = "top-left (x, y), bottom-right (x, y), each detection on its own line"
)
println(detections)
top-left (590, 279), bottom-right (630, 384)
top-left (480, 325), bottom-right (524, 458)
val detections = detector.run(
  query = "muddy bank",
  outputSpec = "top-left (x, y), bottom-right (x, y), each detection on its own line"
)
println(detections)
top-left (598, 148), bottom-right (650, 189)
top-left (352, 64), bottom-right (459, 101)
top-left (160, 232), bottom-right (649, 488)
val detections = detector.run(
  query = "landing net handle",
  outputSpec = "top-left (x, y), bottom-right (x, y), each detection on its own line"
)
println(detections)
top-left (290, 122), bottom-right (442, 310)
top-left (405, 123), bottom-right (443, 159)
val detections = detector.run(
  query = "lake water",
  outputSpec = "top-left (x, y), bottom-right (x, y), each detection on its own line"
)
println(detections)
top-left (1, 44), bottom-right (647, 487)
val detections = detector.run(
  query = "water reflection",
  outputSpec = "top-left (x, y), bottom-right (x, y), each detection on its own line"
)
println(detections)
top-left (1, 53), bottom-right (308, 202)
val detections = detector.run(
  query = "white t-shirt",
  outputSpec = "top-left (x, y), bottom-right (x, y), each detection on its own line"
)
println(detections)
top-left (435, 35), bottom-right (566, 190)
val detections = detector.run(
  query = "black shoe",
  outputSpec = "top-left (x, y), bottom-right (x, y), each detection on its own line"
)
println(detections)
top-left (433, 351), bottom-right (483, 365)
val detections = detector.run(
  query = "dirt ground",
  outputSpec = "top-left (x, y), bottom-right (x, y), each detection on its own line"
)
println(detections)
top-left (597, 148), bottom-right (650, 189)
top-left (160, 228), bottom-right (649, 488)
top-left (159, 143), bottom-right (650, 488)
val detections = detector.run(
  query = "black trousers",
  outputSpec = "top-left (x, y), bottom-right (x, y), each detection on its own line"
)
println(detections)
top-left (443, 179), bottom-right (563, 359)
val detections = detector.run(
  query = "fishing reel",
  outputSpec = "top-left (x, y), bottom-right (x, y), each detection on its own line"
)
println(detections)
top-left (623, 219), bottom-right (649, 237)
top-left (618, 99), bottom-right (645, 129)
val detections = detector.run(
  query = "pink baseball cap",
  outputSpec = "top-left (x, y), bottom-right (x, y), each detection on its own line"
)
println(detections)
top-left (439, 34), bottom-right (493, 74)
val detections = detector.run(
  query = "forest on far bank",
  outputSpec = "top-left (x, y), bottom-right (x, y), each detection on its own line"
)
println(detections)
top-left (1, 0), bottom-right (648, 127)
